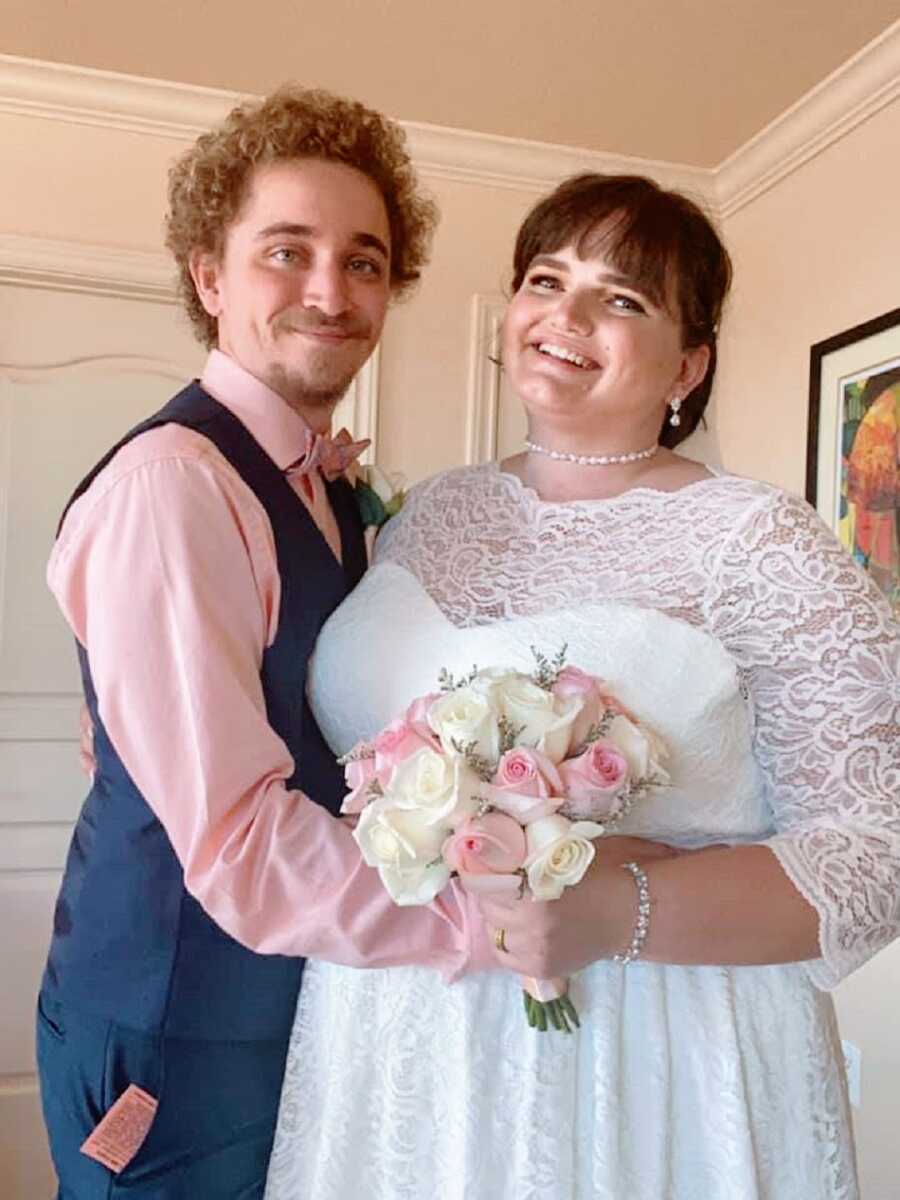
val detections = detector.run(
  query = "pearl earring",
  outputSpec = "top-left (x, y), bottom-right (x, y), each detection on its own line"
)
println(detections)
top-left (669, 395), bottom-right (682, 427)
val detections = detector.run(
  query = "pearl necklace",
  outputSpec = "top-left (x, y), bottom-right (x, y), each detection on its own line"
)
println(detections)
top-left (524, 439), bottom-right (659, 466)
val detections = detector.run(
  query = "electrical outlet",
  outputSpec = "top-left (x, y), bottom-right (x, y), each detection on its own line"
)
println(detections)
top-left (841, 1039), bottom-right (861, 1108)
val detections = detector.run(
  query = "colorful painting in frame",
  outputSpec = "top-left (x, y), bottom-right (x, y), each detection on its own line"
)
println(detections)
top-left (807, 307), bottom-right (900, 618)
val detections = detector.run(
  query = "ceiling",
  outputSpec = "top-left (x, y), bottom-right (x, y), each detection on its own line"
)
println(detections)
top-left (3, 0), bottom-right (900, 166)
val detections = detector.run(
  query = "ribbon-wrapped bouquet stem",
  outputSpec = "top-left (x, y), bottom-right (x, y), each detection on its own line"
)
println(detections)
top-left (340, 648), bottom-right (669, 1032)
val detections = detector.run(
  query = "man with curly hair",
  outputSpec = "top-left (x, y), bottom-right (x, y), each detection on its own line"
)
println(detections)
top-left (36, 86), bottom-right (491, 1198)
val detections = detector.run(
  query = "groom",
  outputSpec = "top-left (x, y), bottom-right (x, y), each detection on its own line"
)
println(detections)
top-left (37, 86), bottom-right (493, 1198)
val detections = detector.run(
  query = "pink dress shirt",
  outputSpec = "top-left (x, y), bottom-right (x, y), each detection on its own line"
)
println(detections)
top-left (48, 350), bottom-right (492, 980)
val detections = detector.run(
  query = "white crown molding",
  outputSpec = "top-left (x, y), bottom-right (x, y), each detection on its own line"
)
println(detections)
top-left (0, 21), bottom-right (897, 240)
top-left (0, 233), bottom-right (175, 302)
top-left (403, 121), bottom-right (710, 193)
top-left (0, 53), bottom-right (708, 196)
top-left (715, 19), bottom-right (900, 218)
top-left (0, 54), bottom-right (239, 140)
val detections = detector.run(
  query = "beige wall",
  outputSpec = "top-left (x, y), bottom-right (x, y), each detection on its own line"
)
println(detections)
top-left (378, 177), bottom-right (535, 480)
top-left (717, 96), bottom-right (900, 494)
top-left (0, 112), bottom-right (176, 248)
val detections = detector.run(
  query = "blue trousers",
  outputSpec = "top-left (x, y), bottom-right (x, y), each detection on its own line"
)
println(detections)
top-left (36, 990), bottom-right (291, 1199)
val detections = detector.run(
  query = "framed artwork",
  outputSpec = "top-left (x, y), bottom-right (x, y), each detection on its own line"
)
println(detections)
top-left (807, 307), bottom-right (900, 617)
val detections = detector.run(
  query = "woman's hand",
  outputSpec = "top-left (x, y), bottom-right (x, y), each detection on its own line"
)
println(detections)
top-left (471, 839), bottom-right (821, 978)
top-left (469, 835), bottom-right (681, 980)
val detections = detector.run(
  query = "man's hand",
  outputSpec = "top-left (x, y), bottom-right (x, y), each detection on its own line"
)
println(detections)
top-left (467, 836), bottom-right (681, 980)
top-left (78, 703), bottom-right (96, 781)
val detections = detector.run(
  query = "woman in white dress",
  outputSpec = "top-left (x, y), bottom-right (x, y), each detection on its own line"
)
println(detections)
top-left (265, 174), bottom-right (899, 1200)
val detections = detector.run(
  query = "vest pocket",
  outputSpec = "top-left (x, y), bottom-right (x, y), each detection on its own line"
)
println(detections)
top-left (102, 1021), bottom-right (166, 1182)
top-left (36, 991), bottom-right (66, 1041)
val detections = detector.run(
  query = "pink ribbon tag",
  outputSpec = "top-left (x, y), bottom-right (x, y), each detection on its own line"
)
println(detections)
top-left (522, 976), bottom-right (568, 1003)
top-left (80, 1084), bottom-right (158, 1174)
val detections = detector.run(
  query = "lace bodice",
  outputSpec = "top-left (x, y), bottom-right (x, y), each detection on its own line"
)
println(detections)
top-left (370, 465), bottom-right (900, 988)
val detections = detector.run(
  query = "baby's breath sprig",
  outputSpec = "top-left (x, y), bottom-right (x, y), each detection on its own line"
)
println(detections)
top-left (474, 795), bottom-right (493, 818)
top-left (437, 665), bottom-right (479, 692)
top-left (530, 644), bottom-right (568, 690)
top-left (337, 742), bottom-right (376, 765)
top-left (450, 738), bottom-right (496, 782)
top-left (497, 715), bottom-right (525, 755)
top-left (601, 773), bottom-right (670, 831)
top-left (569, 712), bottom-right (615, 757)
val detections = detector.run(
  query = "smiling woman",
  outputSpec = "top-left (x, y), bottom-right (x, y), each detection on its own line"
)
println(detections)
top-left (508, 173), bottom-right (731, 451)
top-left (497, 175), bottom-right (730, 501)
top-left (503, 240), bottom-right (710, 465)
top-left (265, 172), bottom-right (898, 1200)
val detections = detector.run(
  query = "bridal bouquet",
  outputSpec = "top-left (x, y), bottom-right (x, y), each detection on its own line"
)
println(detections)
top-left (340, 648), bottom-right (669, 1032)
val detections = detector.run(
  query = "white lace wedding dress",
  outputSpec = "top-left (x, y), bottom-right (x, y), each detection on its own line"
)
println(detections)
top-left (265, 465), bottom-right (899, 1200)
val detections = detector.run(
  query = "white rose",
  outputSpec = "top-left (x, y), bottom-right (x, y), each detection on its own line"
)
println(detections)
top-left (606, 714), bottom-right (670, 783)
top-left (363, 464), bottom-right (406, 508)
top-left (365, 464), bottom-right (395, 503)
top-left (494, 675), bottom-right (556, 740)
top-left (428, 685), bottom-right (501, 763)
top-left (487, 675), bottom-right (582, 763)
top-left (378, 859), bottom-right (452, 907)
top-left (354, 796), bottom-right (447, 870)
top-left (469, 667), bottom-right (520, 690)
top-left (536, 695), bottom-right (584, 763)
top-left (523, 814), bottom-right (606, 901)
top-left (387, 748), bottom-right (481, 827)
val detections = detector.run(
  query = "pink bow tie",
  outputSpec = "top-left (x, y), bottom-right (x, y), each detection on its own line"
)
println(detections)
top-left (288, 427), bottom-right (371, 482)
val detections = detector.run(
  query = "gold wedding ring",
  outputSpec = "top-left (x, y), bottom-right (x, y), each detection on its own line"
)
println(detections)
top-left (494, 927), bottom-right (508, 953)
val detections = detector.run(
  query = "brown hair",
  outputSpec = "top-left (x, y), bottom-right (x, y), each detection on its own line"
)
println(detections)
top-left (166, 85), bottom-right (439, 347)
top-left (511, 174), bottom-right (732, 447)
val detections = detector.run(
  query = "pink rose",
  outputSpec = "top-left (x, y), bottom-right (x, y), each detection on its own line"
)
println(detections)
top-left (342, 755), bottom-right (376, 814)
top-left (494, 748), bottom-right (562, 798)
top-left (551, 666), bottom-right (606, 748)
top-left (489, 747), bottom-right (565, 821)
top-left (404, 693), bottom-right (443, 742)
top-left (373, 718), bottom-right (439, 782)
top-left (558, 739), bottom-right (629, 821)
top-left (443, 811), bottom-right (527, 876)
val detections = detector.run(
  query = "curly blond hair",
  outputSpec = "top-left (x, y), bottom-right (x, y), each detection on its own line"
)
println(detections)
top-left (166, 85), bottom-right (439, 347)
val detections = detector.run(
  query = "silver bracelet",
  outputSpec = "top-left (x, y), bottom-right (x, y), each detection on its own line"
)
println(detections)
top-left (612, 861), bottom-right (651, 965)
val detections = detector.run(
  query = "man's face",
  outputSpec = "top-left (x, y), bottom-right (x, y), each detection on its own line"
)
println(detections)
top-left (192, 158), bottom-right (392, 420)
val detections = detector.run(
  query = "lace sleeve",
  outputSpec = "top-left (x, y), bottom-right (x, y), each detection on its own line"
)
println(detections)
top-left (707, 486), bottom-right (900, 988)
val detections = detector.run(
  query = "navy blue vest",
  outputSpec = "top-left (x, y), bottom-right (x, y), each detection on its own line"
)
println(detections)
top-left (43, 382), bottom-right (367, 1041)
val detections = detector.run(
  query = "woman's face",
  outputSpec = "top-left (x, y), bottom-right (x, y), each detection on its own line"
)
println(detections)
top-left (502, 239), bottom-right (708, 442)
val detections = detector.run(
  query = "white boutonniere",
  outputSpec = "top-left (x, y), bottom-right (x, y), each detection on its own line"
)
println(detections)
top-left (351, 464), bottom-right (406, 529)
top-left (345, 463), bottom-right (406, 562)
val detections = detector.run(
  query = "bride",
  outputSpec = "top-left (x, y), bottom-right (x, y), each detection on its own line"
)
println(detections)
top-left (264, 174), bottom-right (898, 1199)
